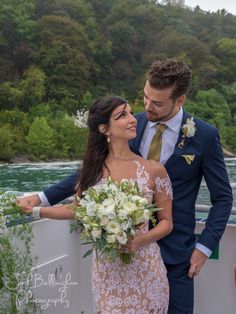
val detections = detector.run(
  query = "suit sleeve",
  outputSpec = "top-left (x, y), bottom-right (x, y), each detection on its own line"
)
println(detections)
top-left (198, 129), bottom-right (233, 252)
top-left (43, 172), bottom-right (78, 205)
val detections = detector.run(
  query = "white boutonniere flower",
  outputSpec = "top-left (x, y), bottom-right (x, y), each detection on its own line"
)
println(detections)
top-left (178, 117), bottom-right (196, 148)
top-left (181, 154), bottom-right (195, 165)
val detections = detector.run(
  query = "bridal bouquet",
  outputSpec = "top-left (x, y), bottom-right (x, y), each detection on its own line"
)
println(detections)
top-left (71, 178), bottom-right (158, 264)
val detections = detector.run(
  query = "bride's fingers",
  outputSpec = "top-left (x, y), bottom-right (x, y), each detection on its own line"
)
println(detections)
top-left (119, 246), bottom-right (130, 253)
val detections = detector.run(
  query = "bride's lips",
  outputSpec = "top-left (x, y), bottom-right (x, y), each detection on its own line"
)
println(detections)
top-left (127, 126), bottom-right (136, 131)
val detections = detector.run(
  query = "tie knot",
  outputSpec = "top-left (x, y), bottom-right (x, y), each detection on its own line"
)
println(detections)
top-left (156, 123), bottom-right (166, 133)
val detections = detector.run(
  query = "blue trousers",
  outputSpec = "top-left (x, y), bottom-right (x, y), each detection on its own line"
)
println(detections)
top-left (165, 262), bottom-right (194, 314)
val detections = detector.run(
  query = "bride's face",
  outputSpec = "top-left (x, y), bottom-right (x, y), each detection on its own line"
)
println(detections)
top-left (108, 103), bottom-right (137, 141)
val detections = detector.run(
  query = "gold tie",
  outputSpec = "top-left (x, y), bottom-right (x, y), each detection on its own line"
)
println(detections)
top-left (147, 124), bottom-right (166, 161)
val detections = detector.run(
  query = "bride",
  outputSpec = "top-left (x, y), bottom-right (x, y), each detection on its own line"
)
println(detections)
top-left (19, 95), bottom-right (173, 313)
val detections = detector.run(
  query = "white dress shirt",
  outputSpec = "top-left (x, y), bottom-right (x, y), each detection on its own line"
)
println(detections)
top-left (140, 107), bottom-right (183, 164)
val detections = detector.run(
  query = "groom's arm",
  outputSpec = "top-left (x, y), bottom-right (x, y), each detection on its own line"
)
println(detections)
top-left (199, 129), bottom-right (232, 251)
top-left (17, 172), bottom-right (78, 207)
top-left (42, 172), bottom-right (78, 205)
top-left (189, 128), bottom-right (233, 277)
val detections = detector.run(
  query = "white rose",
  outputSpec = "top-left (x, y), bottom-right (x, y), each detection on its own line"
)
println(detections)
top-left (92, 228), bottom-right (102, 239)
top-left (99, 205), bottom-right (116, 220)
top-left (183, 118), bottom-right (196, 137)
top-left (123, 201), bottom-right (137, 214)
top-left (187, 125), bottom-right (195, 137)
top-left (109, 183), bottom-right (119, 194)
top-left (114, 192), bottom-right (126, 206)
top-left (116, 230), bottom-right (127, 245)
top-left (142, 209), bottom-right (150, 221)
top-left (102, 198), bottom-right (115, 207)
top-left (105, 220), bottom-right (121, 234)
top-left (100, 216), bottom-right (109, 226)
top-left (130, 195), bottom-right (148, 205)
top-left (118, 209), bottom-right (128, 220)
top-left (107, 234), bottom-right (116, 243)
top-left (106, 205), bottom-right (116, 219)
top-left (86, 201), bottom-right (97, 217)
top-left (120, 218), bottom-right (132, 231)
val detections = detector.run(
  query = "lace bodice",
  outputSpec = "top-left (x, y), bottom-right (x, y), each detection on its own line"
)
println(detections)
top-left (101, 158), bottom-right (173, 204)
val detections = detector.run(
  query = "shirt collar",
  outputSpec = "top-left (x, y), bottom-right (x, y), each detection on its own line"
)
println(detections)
top-left (147, 107), bottom-right (183, 133)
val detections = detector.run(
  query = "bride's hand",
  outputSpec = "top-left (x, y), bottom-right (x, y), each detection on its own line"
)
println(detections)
top-left (122, 235), bottom-right (142, 253)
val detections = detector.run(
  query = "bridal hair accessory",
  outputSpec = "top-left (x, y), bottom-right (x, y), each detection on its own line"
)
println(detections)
top-left (75, 109), bottom-right (88, 128)
top-left (178, 117), bottom-right (196, 149)
top-left (181, 154), bottom-right (195, 165)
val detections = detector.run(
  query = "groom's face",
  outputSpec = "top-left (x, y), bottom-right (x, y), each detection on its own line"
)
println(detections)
top-left (143, 80), bottom-right (184, 122)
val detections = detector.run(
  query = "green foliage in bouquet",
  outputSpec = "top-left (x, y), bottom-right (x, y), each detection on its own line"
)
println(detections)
top-left (0, 192), bottom-right (38, 313)
top-left (71, 178), bottom-right (159, 264)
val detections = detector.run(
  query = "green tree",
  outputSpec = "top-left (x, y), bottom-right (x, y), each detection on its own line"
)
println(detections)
top-left (0, 0), bottom-right (37, 80)
top-left (19, 65), bottom-right (46, 110)
top-left (51, 114), bottom-right (88, 159)
top-left (0, 82), bottom-right (23, 110)
top-left (185, 89), bottom-right (231, 129)
top-left (0, 125), bottom-right (15, 160)
top-left (27, 117), bottom-right (54, 159)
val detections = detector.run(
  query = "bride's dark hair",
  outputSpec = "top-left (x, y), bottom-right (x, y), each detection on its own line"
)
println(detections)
top-left (77, 95), bottom-right (128, 195)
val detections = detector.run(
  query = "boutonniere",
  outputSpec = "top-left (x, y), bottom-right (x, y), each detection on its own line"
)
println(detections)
top-left (178, 117), bottom-right (196, 148)
top-left (181, 154), bottom-right (195, 165)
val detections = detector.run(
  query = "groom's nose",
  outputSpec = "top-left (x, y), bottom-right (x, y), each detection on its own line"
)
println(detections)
top-left (145, 98), bottom-right (152, 110)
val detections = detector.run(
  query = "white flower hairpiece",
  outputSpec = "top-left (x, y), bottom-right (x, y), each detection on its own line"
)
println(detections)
top-left (75, 109), bottom-right (89, 128)
top-left (178, 117), bottom-right (196, 149)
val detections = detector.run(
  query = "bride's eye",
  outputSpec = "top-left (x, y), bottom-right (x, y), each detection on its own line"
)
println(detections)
top-left (115, 112), bottom-right (127, 120)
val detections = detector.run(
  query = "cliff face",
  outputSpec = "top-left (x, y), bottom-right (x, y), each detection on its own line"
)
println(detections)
top-left (223, 148), bottom-right (235, 158)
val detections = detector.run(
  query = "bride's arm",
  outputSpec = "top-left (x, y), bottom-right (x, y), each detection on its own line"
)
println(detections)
top-left (18, 201), bottom-right (76, 220)
top-left (40, 204), bottom-right (75, 219)
top-left (123, 161), bottom-right (173, 253)
top-left (123, 198), bottom-right (172, 253)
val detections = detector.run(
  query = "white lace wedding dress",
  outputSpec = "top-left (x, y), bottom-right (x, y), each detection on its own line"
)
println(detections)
top-left (91, 158), bottom-right (172, 314)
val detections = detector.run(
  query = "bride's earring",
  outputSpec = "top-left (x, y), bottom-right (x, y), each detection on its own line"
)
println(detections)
top-left (107, 133), bottom-right (110, 143)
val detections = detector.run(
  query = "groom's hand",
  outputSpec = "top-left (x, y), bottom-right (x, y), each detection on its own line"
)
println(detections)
top-left (16, 193), bottom-right (41, 209)
top-left (188, 248), bottom-right (207, 278)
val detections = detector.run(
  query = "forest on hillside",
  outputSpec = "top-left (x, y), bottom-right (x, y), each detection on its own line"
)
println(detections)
top-left (0, 0), bottom-right (236, 161)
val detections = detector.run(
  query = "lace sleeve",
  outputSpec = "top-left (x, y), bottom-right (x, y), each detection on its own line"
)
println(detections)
top-left (150, 161), bottom-right (173, 205)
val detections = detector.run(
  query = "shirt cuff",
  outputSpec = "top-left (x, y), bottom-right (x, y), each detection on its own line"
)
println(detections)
top-left (195, 243), bottom-right (212, 258)
top-left (38, 192), bottom-right (51, 206)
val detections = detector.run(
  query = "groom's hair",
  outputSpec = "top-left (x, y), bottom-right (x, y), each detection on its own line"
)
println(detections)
top-left (147, 58), bottom-right (192, 101)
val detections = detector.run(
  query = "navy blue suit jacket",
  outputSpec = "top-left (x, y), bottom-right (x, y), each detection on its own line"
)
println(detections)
top-left (44, 110), bottom-right (233, 264)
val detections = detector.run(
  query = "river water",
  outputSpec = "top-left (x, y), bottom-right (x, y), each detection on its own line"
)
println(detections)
top-left (0, 159), bottom-right (235, 206)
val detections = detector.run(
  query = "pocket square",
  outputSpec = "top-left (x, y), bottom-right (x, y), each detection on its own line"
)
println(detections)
top-left (181, 154), bottom-right (195, 165)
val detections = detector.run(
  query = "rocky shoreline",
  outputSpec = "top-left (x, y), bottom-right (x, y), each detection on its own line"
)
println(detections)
top-left (223, 148), bottom-right (235, 158)
top-left (0, 149), bottom-right (235, 165)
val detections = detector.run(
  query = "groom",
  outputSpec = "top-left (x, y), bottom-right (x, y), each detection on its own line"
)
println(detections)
top-left (19, 59), bottom-right (232, 313)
